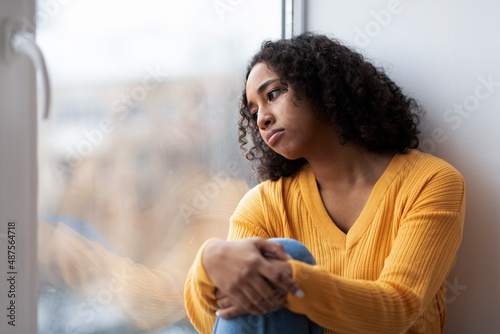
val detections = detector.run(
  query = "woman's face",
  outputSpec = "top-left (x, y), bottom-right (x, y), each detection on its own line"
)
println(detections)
top-left (245, 63), bottom-right (336, 160)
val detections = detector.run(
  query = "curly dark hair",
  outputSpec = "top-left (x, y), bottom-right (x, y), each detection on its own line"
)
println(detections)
top-left (239, 33), bottom-right (421, 182)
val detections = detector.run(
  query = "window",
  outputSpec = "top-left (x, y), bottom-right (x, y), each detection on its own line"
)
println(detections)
top-left (37, 1), bottom-right (284, 333)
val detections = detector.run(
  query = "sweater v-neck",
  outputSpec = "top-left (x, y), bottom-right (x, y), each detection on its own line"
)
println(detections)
top-left (299, 150), bottom-right (413, 250)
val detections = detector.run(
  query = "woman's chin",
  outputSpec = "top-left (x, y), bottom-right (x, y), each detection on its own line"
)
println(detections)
top-left (277, 151), bottom-right (301, 161)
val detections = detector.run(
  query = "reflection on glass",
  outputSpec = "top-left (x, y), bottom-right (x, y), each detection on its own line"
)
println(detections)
top-left (37, 1), bottom-right (281, 332)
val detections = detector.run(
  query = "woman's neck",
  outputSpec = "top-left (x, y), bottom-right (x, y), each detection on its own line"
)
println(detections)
top-left (306, 143), bottom-right (395, 192)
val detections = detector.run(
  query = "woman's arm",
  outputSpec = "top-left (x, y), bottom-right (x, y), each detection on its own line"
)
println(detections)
top-left (282, 170), bottom-right (465, 333)
top-left (184, 236), bottom-right (300, 333)
top-left (286, 211), bottom-right (463, 333)
top-left (184, 184), bottom-right (301, 333)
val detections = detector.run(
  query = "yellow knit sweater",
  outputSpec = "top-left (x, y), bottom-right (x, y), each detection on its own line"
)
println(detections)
top-left (184, 150), bottom-right (466, 334)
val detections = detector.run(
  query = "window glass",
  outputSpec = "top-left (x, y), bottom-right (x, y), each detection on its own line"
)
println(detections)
top-left (37, 1), bottom-right (282, 333)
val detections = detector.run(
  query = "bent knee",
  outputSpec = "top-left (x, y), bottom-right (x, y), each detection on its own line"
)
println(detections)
top-left (268, 238), bottom-right (316, 265)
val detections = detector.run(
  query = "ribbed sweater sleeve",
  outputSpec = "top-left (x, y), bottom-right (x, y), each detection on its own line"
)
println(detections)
top-left (183, 239), bottom-right (218, 334)
top-left (183, 188), bottom-right (271, 333)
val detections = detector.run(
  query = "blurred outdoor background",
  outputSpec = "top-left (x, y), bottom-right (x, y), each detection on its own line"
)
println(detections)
top-left (36, 1), bottom-right (282, 333)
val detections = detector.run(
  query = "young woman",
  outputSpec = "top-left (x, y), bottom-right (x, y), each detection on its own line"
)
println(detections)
top-left (184, 33), bottom-right (465, 334)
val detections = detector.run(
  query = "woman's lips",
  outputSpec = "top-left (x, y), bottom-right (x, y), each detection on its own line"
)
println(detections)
top-left (266, 129), bottom-right (284, 146)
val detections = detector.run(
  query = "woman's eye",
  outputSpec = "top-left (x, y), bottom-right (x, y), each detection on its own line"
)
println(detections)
top-left (267, 89), bottom-right (280, 101)
top-left (251, 110), bottom-right (258, 120)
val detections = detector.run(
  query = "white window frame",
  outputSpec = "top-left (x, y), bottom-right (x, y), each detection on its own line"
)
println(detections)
top-left (0, 1), bottom-right (39, 333)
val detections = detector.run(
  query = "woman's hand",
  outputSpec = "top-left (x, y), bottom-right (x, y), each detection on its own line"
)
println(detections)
top-left (202, 237), bottom-right (303, 319)
top-left (215, 257), bottom-right (293, 318)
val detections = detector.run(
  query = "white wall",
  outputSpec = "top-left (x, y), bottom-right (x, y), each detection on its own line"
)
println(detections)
top-left (305, 0), bottom-right (500, 332)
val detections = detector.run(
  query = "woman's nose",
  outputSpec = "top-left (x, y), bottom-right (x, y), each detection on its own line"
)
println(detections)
top-left (257, 107), bottom-right (275, 129)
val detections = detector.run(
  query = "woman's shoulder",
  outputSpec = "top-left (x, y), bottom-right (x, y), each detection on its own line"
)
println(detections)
top-left (240, 165), bottom-right (310, 206)
top-left (397, 149), bottom-right (464, 180)
top-left (259, 164), bottom-right (310, 192)
top-left (230, 167), bottom-right (309, 230)
top-left (392, 149), bottom-right (465, 206)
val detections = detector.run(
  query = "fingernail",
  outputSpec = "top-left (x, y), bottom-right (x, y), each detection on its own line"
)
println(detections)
top-left (264, 251), bottom-right (276, 258)
top-left (286, 253), bottom-right (293, 259)
top-left (215, 310), bottom-right (220, 317)
top-left (294, 289), bottom-right (305, 298)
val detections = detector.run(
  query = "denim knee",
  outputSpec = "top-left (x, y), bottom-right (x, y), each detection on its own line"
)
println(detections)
top-left (211, 238), bottom-right (323, 334)
top-left (268, 238), bottom-right (316, 265)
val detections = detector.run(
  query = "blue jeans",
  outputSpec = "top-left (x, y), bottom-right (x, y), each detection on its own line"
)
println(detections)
top-left (212, 238), bottom-right (324, 334)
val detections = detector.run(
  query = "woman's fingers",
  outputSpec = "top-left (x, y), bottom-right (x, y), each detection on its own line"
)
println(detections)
top-left (256, 256), bottom-right (304, 299)
top-left (217, 305), bottom-right (249, 319)
top-left (237, 269), bottom-right (289, 314)
top-left (216, 283), bottom-right (285, 316)
top-left (217, 286), bottom-right (287, 318)
top-left (203, 238), bottom-right (303, 319)
top-left (252, 239), bottom-right (305, 297)
top-left (246, 275), bottom-right (287, 313)
top-left (216, 261), bottom-right (296, 316)
top-left (227, 283), bottom-right (263, 314)
top-left (215, 260), bottom-right (276, 314)
top-left (254, 238), bottom-right (291, 261)
top-left (216, 290), bottom-right (234, 310)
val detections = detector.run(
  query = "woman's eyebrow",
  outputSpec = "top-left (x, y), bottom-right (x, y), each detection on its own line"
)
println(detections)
top-left (258, 79), bottom-right (279, 94)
